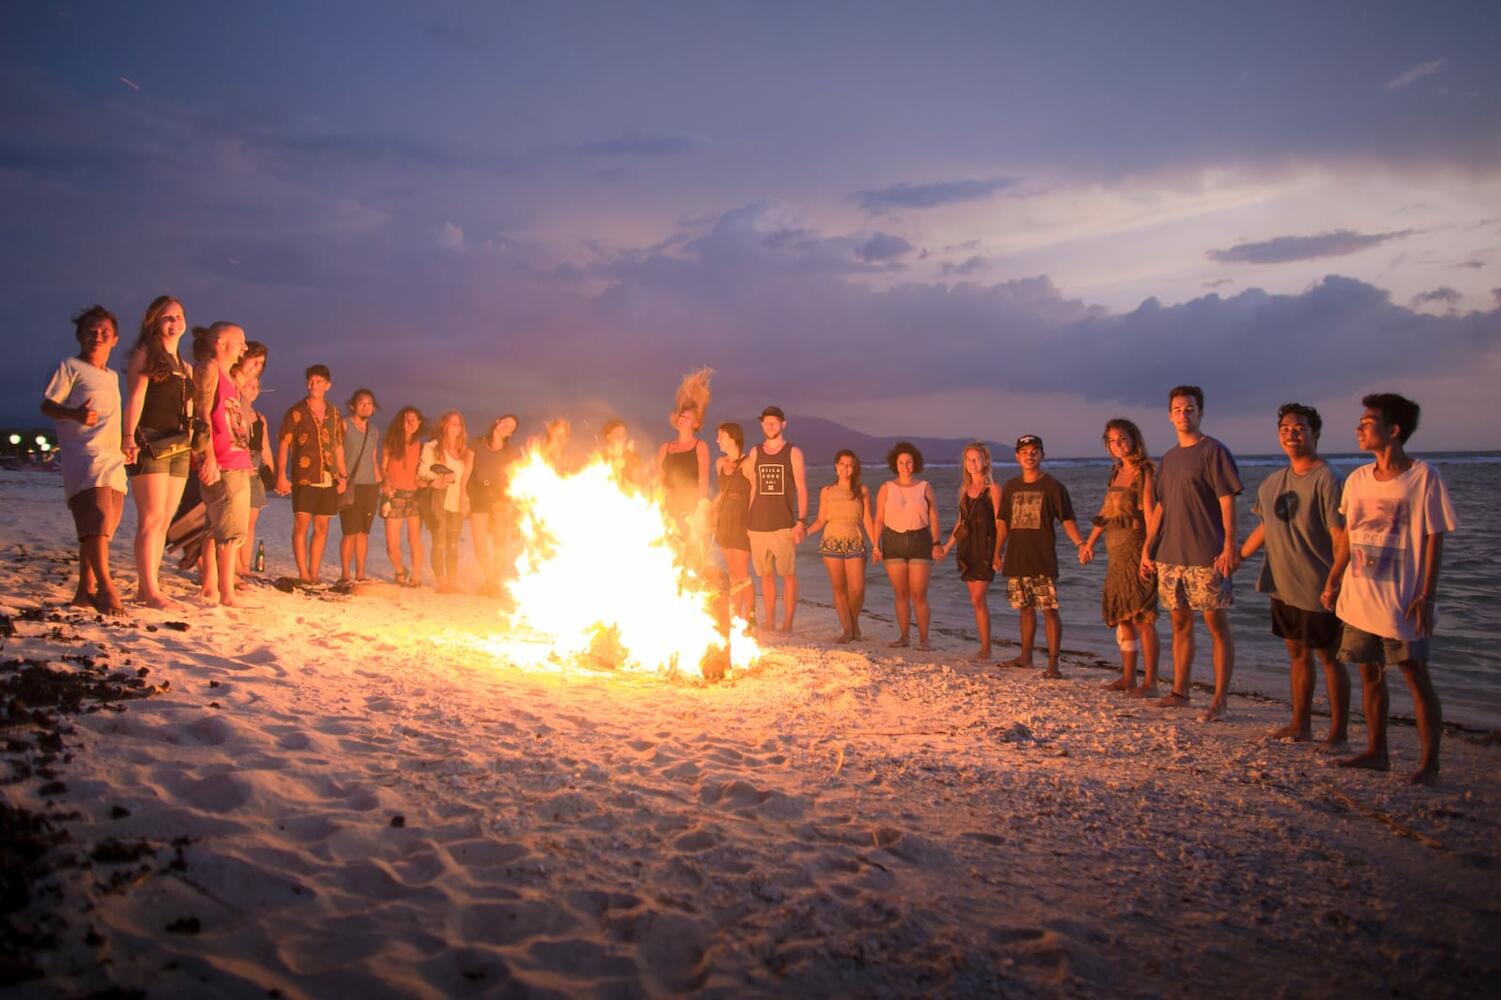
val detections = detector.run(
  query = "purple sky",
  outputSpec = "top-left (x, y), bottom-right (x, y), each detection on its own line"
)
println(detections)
top-left (4, 1), bottom-right (1499, 454)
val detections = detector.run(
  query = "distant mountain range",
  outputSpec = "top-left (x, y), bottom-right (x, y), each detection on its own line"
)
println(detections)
top-left (723, 415), bottom-right (1007, 467)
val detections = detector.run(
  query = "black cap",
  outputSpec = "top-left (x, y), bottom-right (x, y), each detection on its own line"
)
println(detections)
top-left (1015, 434), bottom-right (1044, 452)
top-left (760, 405), bottom-right (786, 420)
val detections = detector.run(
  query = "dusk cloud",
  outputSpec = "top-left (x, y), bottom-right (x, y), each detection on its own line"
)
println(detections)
top-left (855, 233), bottom-right (914, 263)
top-left (1385, 58), bottom-right (1447, 91)
top-left (851, 177), bottom-right (1020, 213)
top-left (1410, 286), bottom-right (1461, 309)
top-left (1207, 230), bottom-right (1417, 265)
top-left (568, 132), bottom-right (702, 158)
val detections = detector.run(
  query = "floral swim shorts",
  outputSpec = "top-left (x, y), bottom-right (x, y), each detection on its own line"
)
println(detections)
top-left (1007, 575), bottom-right (1058, 610)
top-left (1156, 562), bottom-right (1233, 612)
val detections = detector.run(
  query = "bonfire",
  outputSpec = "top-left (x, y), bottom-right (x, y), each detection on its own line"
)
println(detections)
top-left (495, 448), bottom-right (758, 680)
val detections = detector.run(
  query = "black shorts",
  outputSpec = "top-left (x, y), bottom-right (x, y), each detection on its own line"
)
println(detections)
top-left (292, 483), bottom-right (339, 517)
top-left (1270, 597), bottom-right (1341, 649)
top-left (339, 484), bottom-right (380, 535)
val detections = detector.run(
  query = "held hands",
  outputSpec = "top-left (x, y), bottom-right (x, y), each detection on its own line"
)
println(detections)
top-left (1077, 541), bottom-right (1094, 565)
top-left (1320, 580), bottom-right (1340, 611)
top-left (792, 523), bottom-right (806, 545)
top-left (198, 457), bottom-right (221, 488)
top-left (1213, 546), bottom-right (1241, 578)
top-left (121, 436), bottom-right (139, 465)
top-left (872, 544), bottom-right (883, 565)
top-left (1138, 555), bottom-right (1154, 581)
top-left (274, 476), bottom-right (292, 496)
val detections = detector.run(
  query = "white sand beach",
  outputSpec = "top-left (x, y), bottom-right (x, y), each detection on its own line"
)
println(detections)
top-left (2, 468), bottom-right (1497, 997)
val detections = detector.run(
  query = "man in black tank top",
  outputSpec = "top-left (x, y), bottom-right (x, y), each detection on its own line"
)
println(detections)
top-left (743, 406), bottom-right (807, 632)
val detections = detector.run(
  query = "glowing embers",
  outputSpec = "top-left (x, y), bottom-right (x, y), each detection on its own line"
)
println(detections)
top-left (499, 450), bottom-right (758, 679)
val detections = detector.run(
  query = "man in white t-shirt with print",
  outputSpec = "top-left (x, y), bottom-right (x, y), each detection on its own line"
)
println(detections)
top-left (1325, 393), bottom-right (1457, 785)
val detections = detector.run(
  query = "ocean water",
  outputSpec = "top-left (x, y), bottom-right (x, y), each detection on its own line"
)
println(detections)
top-left (798, 453), bottom-right (1501, 731)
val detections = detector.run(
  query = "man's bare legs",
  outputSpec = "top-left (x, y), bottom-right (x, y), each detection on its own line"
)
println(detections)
top-left (1002, 605), bottom-right (1037, 668)
top-left (216, 539), bottom-right (242, 607)
top-left (965, 579), bottom-right (991, 660)
top-left (1270, 638), bottom-right (1317, 740)
top-left (240, 506), bottom-right (261, 574)
top-left (1041, 607), bottom-right (1062, 677)
top-left (1398, 660), bottom-right (1442, 785)
top-left (1202, 608), bottom-right (1234, 720)
top-left (1154, 608), bottom-right (1197, 707)
top-left (1340, 661), bottom-right (1390, 772)
top-left (780, 573), bottom-right (798, 632)
top-left (1319, 648), bottom-right (1351, 752)
top-left (74, 535), bottom-right (124, 615)
top-left (292, 511), bottom-right (311, 581)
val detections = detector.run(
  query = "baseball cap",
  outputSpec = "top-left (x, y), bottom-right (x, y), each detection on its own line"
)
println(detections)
top-left (760, 406), bottom-right (786, 420)
top-left (1015, 434), bottom-right (1044, 451)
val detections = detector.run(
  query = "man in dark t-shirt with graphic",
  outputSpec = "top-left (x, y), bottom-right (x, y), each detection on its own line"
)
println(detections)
top-left (1141, 385), bottom-right (1243, 721)
top-left (743, 406), bottom-right (807, 633)
top-left (997, 435), bottom-right (1084, 677)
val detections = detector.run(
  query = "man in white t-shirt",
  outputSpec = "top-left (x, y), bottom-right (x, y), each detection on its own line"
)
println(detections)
top-left (1324, 393), bottom-right (1457, 785)
top-left (40, 305), bottom-right (130, 615)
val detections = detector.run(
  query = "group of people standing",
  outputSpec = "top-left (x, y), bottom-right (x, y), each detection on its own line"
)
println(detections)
top-left (40, 302), bottom-right (1457, 783)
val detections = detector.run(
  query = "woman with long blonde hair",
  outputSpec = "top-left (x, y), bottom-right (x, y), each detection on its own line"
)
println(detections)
top-left (941, 442), bottom-right (1002, 660)
top-left (419, 410), bottom-right (473, 593)
top-left (121, 295), bottom-right (192, 608)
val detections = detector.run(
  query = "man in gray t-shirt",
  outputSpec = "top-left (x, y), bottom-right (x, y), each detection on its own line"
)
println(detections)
top-left (1241, 403), bottom-right (1350, 748)
top-left (1141, 385), bottom-right (1243, 721)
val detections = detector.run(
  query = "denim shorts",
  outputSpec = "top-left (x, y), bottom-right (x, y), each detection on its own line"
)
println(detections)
top-left (880, 527), bottom-right (934, 562)
top-left (1339, 621), bottom-right (1430, 666)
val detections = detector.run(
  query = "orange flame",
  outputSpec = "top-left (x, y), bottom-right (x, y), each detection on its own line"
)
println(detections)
top-left (496, 448), bottom-right (758, 679)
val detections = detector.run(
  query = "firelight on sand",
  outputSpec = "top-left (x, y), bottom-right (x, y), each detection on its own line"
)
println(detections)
top-left (493, 449), bottom-right (758, 679)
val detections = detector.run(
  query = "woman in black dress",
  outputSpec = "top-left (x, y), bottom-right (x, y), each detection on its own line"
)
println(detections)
top-left (942, 442), bottom-right (1002, 660)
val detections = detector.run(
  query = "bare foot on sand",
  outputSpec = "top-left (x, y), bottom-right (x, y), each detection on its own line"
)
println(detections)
top-left (1200, 700), bottom-right (1228, 722)
top-left (1128, 684), bottom-right (1159, 699)
top-left (1408, 765), bottom-right (1440, 786)
top-left (1103, 677), bottom-right (1134, 691)
top-left (141, 593), bottom-right (181, 611)
top-left (69, 589), bottom-right (96, 609)
top-left (968, 649), bottom-right (991, 662)
top-left (834, 632), bottom-right (853, 644)
top-left (888, 636), bottom-right (910, 648)
top-left (999, 656), bottom-right (1032, 669)
top-left (1267, 723), bottom-right (1312, 742)
top-left (1316, 737), bottom-right (1349, 755)
top-left (1337, 751), bottom-right (1390, 771)
top-left (1153, 690), bottom-right (1190, 708)
top-left (916, 640), bottom-right (932, 652)
top-left (1041, 665), bottom-right (1063, 679)
top-left (92, 590), bottom-right (127, 617)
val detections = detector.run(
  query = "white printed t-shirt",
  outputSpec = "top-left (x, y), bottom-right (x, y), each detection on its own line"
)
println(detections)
top-left (1335, 460), bottom-right (1457, 642)
top-left (42, 357), bottom-right (128, 500)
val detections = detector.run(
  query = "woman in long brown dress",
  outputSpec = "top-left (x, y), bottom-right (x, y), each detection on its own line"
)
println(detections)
top-left (1079, 419), bottom-right (1160, 695)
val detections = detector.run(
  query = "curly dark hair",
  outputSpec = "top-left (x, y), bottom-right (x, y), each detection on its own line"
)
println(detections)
top-left (886, 440), bottom-right (924, 474)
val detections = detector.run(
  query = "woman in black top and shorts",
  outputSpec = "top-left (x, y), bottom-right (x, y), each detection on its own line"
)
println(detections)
top-left (713, 422), bottom-right (754, 624)
top-left (121, 295), bottom-right (193, 609)
top-left (469, 414), bottom-right (519, 596)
